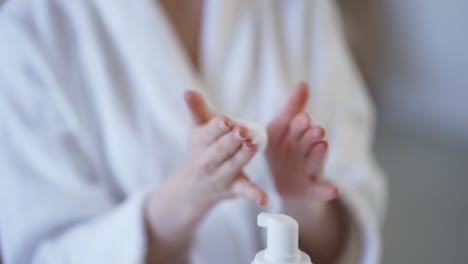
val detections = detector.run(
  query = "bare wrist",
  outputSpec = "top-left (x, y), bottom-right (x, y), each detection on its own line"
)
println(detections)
top-left (143, 177), bottom-right (214, 263)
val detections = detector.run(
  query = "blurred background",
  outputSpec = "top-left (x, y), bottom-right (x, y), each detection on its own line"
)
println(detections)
top-left (0, 0), bottom-right (466, 263)
top-left (339, 0), bottom-right (468, 263)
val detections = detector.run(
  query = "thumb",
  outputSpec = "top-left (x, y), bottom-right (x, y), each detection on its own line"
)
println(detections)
top-left (184, 90), bottom-right (215, 125)
top-left (231, 173), bottom-right (268, 206)
top-left (268, 82), bottom-right (309, 134)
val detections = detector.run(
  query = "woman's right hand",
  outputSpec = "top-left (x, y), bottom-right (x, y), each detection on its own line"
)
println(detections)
top-left (144, 90), bottom-right (266, 263)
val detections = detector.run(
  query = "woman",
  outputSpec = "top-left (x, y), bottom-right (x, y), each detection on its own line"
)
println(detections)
top-left (0, 0), bottom-right (387, 263)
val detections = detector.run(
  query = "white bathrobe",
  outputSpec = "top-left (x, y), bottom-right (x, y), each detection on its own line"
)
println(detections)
top-left (0, 0), bottom-right (387, 263)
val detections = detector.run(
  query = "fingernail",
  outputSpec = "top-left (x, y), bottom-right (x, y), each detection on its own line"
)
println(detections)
top-left (256, 197), bottom-right (261, 206)
top-left (225, 119), bottom-right (233, 128)
top-left (324, 187), bottom-right (338, 199)
top-left (235, 127), bottom-right (249, 140)
top-left (244, 140), bottom-right (257, 151)
top-left (218, 119), bottom-right (232, 131)
top-left (316, 141), bottom-right (328, 152)
top-left (311, 127), bottom-right (324, 138)
top-left (256, 196), bottom-right (267, 206)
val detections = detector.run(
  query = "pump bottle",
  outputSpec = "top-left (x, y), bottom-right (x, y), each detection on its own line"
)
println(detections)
top-left (252, 213), bottom-right (313, 264)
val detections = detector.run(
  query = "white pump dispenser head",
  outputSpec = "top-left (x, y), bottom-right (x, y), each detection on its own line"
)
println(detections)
top-left (252, 213), bottom-right (313, 264)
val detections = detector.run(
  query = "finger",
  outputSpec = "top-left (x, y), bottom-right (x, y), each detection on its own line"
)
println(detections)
top-left (278, 82), bottom-right (309, 123)
top-left (184, 90), bottom-right (215, 125)
top-left (287, 112), bottom-right (311, 142)
top-left (215, 140), bottom-right (257, 180)
top-left (299, 126), bottom-right (325, 155)
top-left (231, 174), bottom-right (268, 206)
top-left (206, 126), bottom-right (248, 167)
top-left (198, 115), bottom-right (233, 145)
top-left (305, 141), bottom-right (328, 177)
top-left (307, 184), bottom-right (339, 201)
top-left (268, 82), bottom-right (309, 135)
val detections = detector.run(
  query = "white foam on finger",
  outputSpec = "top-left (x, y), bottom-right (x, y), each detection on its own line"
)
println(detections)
top-left (233, 119), bottom-right (268, 152)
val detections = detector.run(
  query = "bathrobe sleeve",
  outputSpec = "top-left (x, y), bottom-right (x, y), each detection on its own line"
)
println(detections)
top-left (305, 1), bottom-right (388, 263)
top-left (0, 1), bottom-right (152, 263)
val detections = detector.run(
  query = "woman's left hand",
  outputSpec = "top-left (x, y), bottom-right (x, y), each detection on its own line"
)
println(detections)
top-left (265, 83), bottom-right (349, 263)
top-left (266, 82), bottom-right (338, 201)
